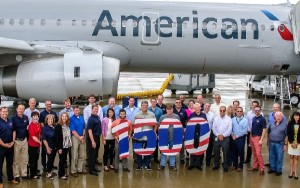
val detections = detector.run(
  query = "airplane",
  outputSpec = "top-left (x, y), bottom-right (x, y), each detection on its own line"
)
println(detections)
top-left (0, 0), bottom-right (300, 103)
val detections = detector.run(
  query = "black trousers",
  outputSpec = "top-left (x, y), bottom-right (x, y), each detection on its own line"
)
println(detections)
top-left (206, 132), bottom-right (215, 166)
top-left (46, 148), bottom-right (57, 173)
top-left (58, 148), bottom-right (70, 177)
top-left (103, 139), bottom-right (115, 166)
top-left (28, 146), bottom-right (40, 178)
top-left (41, 143), bottom-right (47, 169)
top-left (88, 135), bottom-right (100, 172)
top-left (246, 132), bottom-right (252, 161)
top-left (190, 154), bottom-right (204, 167)
top-left (0, 146), bottom-right (14, 183)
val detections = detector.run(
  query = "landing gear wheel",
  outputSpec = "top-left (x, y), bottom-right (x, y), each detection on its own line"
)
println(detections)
top-left (208, 88), bottom-right (213, 92)
top-left (290, 93), bottom-right (300, 107)
top-left (171, 89), bottom-right (176, 94)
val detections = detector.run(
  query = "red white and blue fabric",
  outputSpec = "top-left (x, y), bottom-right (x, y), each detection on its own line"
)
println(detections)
top-left (111, 119), bottom-right (130, 159)
top-left (184, 117), bottom-right (210, 155)
top-left (133, 118), bottom-right (157, 156)
top-left (158, 118), bottom-right (183, 156)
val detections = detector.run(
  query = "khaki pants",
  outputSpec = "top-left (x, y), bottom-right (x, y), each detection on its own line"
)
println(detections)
top-left (71, 136), bottom-right (86, 173)
top-left (13, 138), bottom-right (28, 177)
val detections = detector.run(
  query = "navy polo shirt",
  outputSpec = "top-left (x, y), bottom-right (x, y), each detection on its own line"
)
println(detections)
top-left (42, 124), bottom-right (56, 149)
top-left (87, 114), bottom-right (102, 137)
top-left (39, 110), bottom-right (58, 124)
top-left (189, 112), bottom-right (207, 121)
top-left (70, 115), bottom-right (85, 136)
top-left (173, 107), bottom-right (188, 128)
top-left (0, 118), bottom-right (14, 143)
top-left (251, 115), bottom-right (267, 136)
top-left (156, 103), bottom-right (167, 114)
top-left (12, 114), bottom-right (29, 139)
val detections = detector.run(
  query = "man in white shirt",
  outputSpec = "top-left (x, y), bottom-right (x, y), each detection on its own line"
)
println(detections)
top-left (23, 98), bottom-right (39, 123)
top-left (210, 94), bottom-right (226, 115)
top-left (212, 106), bottom-right (232, 172)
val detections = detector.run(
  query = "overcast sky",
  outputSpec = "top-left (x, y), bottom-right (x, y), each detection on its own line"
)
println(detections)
top-left (139, 0), bottom-right (299, 4)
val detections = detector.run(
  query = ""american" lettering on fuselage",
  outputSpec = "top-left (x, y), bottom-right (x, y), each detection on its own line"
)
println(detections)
top-left (92, 10), bottom-right (259, 39)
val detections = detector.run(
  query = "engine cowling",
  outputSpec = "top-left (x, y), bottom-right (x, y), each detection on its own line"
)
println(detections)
top-left (0, 52), bottom-right (120, 103)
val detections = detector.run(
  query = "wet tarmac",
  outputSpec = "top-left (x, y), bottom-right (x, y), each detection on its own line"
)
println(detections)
top-left (1, 73), bottom-right (299, 188)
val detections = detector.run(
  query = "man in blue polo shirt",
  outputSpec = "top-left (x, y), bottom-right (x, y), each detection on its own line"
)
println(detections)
top-left (173, 98), bottom-right (188, 164)
top-left (12, 104), bottom-right (29, 182)
top-left (0, 107), bottom-right (19, 187)
top-left (39, 100), bottom-right (58, 171)
top-left (248, 106), bottom-right (267, 175)
top-left (102, 97), bottom-right (121, 119)
top-left (70, 105), bottom-right (87, 176)
top-left (124, 97), bottom-right (140, 123)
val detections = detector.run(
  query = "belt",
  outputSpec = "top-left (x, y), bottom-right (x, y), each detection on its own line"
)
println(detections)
top-left (15, 137), bottom-right (25, 141)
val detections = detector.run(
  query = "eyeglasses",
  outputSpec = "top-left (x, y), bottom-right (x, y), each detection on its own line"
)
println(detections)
top-left (237, 111), bottom-right (243, 112)
top-left (175, 102), bottom-right (181, 104)
top-left (254, 110), bottom-right (261, 112)
top-left (220, 110), bottom-right (225, 112)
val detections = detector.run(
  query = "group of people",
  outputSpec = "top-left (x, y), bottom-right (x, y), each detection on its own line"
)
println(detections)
top-left (0, 93), bottom-right (299, 188)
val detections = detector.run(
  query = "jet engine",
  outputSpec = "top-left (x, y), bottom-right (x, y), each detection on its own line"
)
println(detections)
top-left (0, 52), bottom-right (120, 103)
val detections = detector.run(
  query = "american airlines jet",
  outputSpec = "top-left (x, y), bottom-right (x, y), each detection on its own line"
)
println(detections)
top-left (0, 0), bottom-right (299, 103)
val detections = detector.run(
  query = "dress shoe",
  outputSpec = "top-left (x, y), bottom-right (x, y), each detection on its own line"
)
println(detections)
top-left (288, 174), bottom-right (293, 178)
top-left (244, 160), bottom-right (250, 164)
top-left (236, 168), bottom-right (242, 172)
top-left (265, 163), bottom-right (270, 167)
top-left (275, 172), bottom-right (282, 176)
top-left (188, 166), bottom-right (194, 170)
top-left (123, 168), bottom-right (130, 172)
top-left (78, 170), bottom-right (88, 174)
top-left (212, 166), bottom-right (220, 170)
top-left (268, 169), bottom-right (275, 174)
top-left (14, 177), bottom-right (20, 183)
top-left (8, 179), bottom-right (19, 184)
top-left (70, 172), bottom-right (78, 177)
top-left (224, 168), bottom-right (228, 173)
top-left (295, 176), bottom-right (298, 180)
top-left (95, 161), bottom-right (102, 165)
top-left (180, 160), bottom-right (185, 164)
top-left (196, 166), bottom-right (202, 171)
top-left (89, 171), bottom-right (98, 176)
top-left (22, 176), bottom-right (31, 180)
top-left (247, 168), bottom-right (258, 171)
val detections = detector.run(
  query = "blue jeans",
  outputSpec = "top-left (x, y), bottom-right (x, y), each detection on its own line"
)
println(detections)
top-left (269, 141), bottom-right (284, 172)
top-left (160, 154), bottom-right (175, 167)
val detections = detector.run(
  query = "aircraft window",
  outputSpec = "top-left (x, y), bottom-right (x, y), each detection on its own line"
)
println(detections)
top-left (222, 23), bottom-right (226, 30)
top-left (57, 19), bottom-right (62, 26)
top-left (279, 24), bottom-right (285, 32)
top-left (241, 23), bottom-right (246, 30)
top-left (192, 22), bottom-right (197, 29)
top-left (41, 19), bottom-right (46, 26)
top-left (261, 24), bottom-right (265, 31)
top-left (212, 23), bottom-right (217, 29)
top-left (72, 20), bottom-right (76, 26)
top-left (232, 24), bottom-right (237, 30)
top-left (29, 19), bottom-right (34, 25)
top-left (101, 20), bottom-right (108, 27)
top-left (0, 19), bottom-right (4, 25)
top-left (172, 22), bottom-right (177, 28)
top-left (270, 24), bottom-right (275, 31)
top-left (122, 20), bottom-right (127, 27)
top-left (82, 20), bottom-right (87, 26)
top-left (92, 19), bottom-right (97, 26)
top-left (112, 20), bottom-right (117, 27)
top-left (19, 19), bottom-right (24, 25)
top-left (9, 19), bottom-right (14, 25)
top-left (251, 24), bottom-right (256, 30)
top-left (132, 20), bottom-right (137, 28)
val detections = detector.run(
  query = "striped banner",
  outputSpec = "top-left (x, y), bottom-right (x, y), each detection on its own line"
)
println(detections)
top-left (158, 118), bottom-right (183, 156)
top-left (133, 118), bottom-right (157, 156)
top-left (184, 117), bottom-right (210, 155)
top-left (111, 119), bottom-right (130, 159)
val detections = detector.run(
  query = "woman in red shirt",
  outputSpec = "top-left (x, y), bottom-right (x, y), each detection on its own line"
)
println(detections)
top-left (28, 111), bottom-right (42, 179)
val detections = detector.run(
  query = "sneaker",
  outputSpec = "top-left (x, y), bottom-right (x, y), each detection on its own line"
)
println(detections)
top-left (46, 173), bottom-right (54, 180)
top-left (158, 165), bottom-right (165, 170)
top-left (170, 166), bottom-right (177, 171)
top-left (145, 165), bottom-right (152, 171)
top-left (136, 166), bottom-right (142, 171)
top-left (60, 175), bottom-right (67, 180)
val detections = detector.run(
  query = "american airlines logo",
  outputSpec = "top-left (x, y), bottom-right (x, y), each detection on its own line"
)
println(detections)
top-left (92, 10), bottom-right (259, 39)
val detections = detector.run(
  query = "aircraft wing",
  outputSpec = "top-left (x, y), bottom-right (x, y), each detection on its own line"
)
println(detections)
top-left (0, 37), bottom-right (35, 52)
